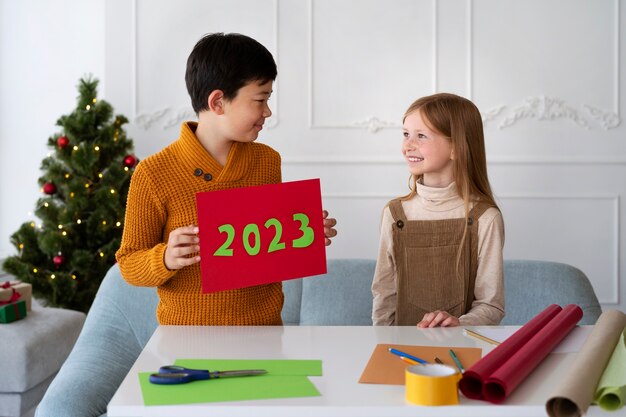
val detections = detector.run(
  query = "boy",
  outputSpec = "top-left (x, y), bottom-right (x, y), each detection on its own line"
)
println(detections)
top-left (116, 33), bottom-right (337, 325)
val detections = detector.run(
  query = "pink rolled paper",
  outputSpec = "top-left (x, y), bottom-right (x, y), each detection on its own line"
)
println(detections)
top-left (483, 304), bottom-right (583, 403)
top-left (459, 304), bottom-right (562, 400)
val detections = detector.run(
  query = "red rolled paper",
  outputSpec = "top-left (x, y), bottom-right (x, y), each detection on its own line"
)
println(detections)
top-left (459, 304), bottom-right (562, 399)
top-left (483, 304), bottom-right (582, 403)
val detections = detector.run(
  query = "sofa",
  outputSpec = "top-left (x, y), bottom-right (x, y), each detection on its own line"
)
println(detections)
top-left (0, 300), bottom-right (85, 417)
top-left (35, 258), bottom-right (601, 417)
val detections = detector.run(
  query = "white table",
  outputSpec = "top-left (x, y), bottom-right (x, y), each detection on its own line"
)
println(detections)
top-left (107, 325), bottom-right (604, 417)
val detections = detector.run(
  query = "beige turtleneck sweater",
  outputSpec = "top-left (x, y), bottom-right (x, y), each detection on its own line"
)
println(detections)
top-left (372, 182), bottom-right (505, 326)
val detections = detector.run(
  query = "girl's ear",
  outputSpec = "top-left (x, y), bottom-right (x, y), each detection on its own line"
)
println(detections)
top-left (208, 90), bottom-right (225, 115)
top-left (450, 148), bottom-right (456, 161)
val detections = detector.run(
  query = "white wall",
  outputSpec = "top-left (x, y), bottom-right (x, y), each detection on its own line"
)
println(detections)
top-left (0, 0), bottom-right (105, 256)
top-left (1, 0), bottom-right (625, 313)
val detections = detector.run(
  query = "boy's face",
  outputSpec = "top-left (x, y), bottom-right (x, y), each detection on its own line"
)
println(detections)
top-left (221, 80), bottom-right (273, 143)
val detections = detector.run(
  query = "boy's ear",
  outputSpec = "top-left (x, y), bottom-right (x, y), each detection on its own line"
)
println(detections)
top-left (208, 90), bottom-right (225, 115)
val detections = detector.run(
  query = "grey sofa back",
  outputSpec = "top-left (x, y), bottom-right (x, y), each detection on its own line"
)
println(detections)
top-left (283, 258), bottom-right (602, 326)
top-left (282, 258), bottom-right (375, 325)
top-left (501, 259), bottom-right (601, 325)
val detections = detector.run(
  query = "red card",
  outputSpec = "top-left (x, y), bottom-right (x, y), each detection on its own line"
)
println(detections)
top-left (196, 179), bottom-right (327, 293)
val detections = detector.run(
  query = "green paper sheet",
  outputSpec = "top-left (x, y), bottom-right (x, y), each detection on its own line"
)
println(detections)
top-left (139, 359), bottom-right (322, 406)
top-left (594, 327), bottom-right (626, 411)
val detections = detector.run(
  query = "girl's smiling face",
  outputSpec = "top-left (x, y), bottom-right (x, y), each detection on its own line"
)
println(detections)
top-left (402, 110), bottom-right (455, 188)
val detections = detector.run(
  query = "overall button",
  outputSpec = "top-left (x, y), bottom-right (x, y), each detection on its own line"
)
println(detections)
top-left (396, 220), bottom-right (404, 229)
top-left (194, 168), bottom-right (203, 176)
top-left (203, 173), bottom-right (213, 181)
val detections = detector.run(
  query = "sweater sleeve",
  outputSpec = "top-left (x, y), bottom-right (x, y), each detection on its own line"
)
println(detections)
top-left (459, 209), bottom-right (506, 326)
top-left (371, 206), bottom-right (397, 325)
top-left (115, 163), bottom-right (177, 287)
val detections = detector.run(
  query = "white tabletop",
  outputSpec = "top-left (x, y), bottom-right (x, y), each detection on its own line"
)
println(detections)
top-left (107, 325), bottom-right (604, 417)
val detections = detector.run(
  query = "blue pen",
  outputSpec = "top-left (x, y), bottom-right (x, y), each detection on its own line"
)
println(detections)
top-left (388, 347), bottom-right (428, 365)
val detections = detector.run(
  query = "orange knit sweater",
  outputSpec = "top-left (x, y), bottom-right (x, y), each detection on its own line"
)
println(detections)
top-left (115, 122), bottom-right (284, 325)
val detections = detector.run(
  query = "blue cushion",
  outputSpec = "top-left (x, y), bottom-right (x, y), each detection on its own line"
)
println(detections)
top-left (281, 278), bottom-right (302, 325)
top-left (35, 264), bottom-right (158, 417)
top-left (299, 259), bottom-right (375, 325)
top-left (502, 259), bottom-right (602, 325)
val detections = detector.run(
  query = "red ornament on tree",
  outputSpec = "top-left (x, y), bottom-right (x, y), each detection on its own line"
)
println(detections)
top-left (43, 182), bottom-right (57, 195)
top-left (53, 254), bottom-right (66, 267)
top-left (123, 154), bottom-right (137, 168)
top-left (57, 135), bottom-right (70, 149)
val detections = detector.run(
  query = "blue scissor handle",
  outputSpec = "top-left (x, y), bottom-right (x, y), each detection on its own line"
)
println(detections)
top-left (149, 365), bottom-right (211, 385)
top-left (158, 365), bottom-right (210, 376)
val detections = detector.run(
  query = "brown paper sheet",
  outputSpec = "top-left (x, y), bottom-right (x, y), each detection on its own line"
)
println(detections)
top-left (359, 343), bottom-right (482, 385)
top-left (546, 310), bottom-right (626, 417)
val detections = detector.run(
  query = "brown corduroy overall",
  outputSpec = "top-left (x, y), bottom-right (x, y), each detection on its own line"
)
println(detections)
top-left (388, 199), bottom-right (490, 325)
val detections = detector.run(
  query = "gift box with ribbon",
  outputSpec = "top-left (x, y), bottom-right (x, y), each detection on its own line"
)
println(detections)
top-left (0, 299), bottom-right (27, 323)
top-left (0, 280), bottom-right (32, 311)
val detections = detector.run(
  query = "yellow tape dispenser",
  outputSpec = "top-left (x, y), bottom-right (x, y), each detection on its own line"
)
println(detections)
top-left (405, 364), bottom-right (462, 406)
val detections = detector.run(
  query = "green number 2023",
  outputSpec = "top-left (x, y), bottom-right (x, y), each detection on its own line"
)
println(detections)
top-left (213, 213), bottom-right (314, 257)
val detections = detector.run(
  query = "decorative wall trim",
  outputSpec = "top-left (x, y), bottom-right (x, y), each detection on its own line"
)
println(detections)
top-left (323, 193), bottom-right (399, 199)
top-left (469, 0), bottom-right (621, 130)
top-left (307, 0), bottom-right (437, 132)
top-left (585, 104), bottom-right (621, 130)
top-left (498, 194), bottom-right (620, 305)
top-left (481, 105), bottom-right (505, 123)
top-left (131, 0), bottom-right (279, 130)
top-left (485, 96), bottom-right (621, 130)
top-left (281, 156), bottom-right (626, 165)
top-left (351, 116), bottom-right (398, 133)
top-left (134, 108), bottom-right (171, 130)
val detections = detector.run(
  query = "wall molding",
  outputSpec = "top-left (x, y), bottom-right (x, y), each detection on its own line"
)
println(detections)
top-left (482, 96), bottom-right (621, 130)
top-left (470, 0), bottom-right (621, 130)
top-left (307, 0), bottom-right (437, 132)
top-left (323, 193), bottom-right (399, 199)
top-left (282, 156), bottom-right (626, 165)
top-left (130, 0), bottom-right (280, 130)
top-left (498, 194), bottom-right (620, 305)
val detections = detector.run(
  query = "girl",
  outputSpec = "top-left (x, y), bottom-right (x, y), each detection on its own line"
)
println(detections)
top-left (371, 93), bottom-right (505, 327)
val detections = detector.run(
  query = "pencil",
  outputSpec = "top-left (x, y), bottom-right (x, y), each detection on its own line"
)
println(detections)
top-left (449, 349), bottom-right (464, 373)
top-left (464, 328), bottom-right (501, 346)
top-left (387, 347), bottom-right (428, 364)
top-left (400, 356), bottom-right (419, 365)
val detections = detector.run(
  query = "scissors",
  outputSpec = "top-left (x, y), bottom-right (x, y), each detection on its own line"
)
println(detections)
top-left (149, 365), bottom-right (267, 385)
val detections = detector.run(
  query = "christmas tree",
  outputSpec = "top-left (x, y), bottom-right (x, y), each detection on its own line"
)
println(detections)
top-left (2, 76), bottom-right (137, 312)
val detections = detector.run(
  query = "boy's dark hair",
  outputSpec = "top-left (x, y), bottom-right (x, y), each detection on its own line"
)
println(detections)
top-left (185, 32), bottom-right (277, 114)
